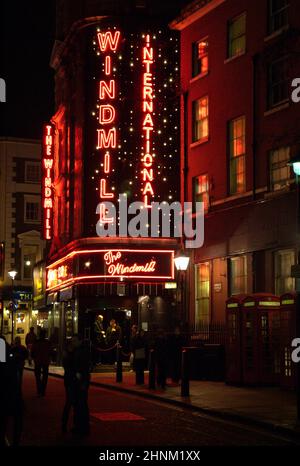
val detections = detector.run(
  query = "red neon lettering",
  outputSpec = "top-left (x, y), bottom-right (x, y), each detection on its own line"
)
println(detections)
top-left (105, 56), bottom-right (111, 75)
top-left (99, 104), bottom-right (115, 124)
top-left (99, 203), bottom-right (114, 224)
top-left (142, 155), bottom-right (153, 167)
top-left (44, 159), bottom-right (53, 169)
top-left (44, 177), bottom-right (52, 188)
top-left (97, 31), bottom-right (121, 52)
top-left (99, 80), bottom-right (115, 100)
top-left (143, 182), bottom-right (154, 196)
top-left (100, 179), bottom-right (114, 198)
top-left (104, 152), bottom-right (110, 173)
top-left (142, 168), bottom-right (153, 181)
top-left (44, 187), bottom-right (52, 198)
top-left (143, 47), bottom-right (153, 62)
top-left (142, 113), bottom-right (154, 127)
top-left (97, 128), bottom-right (116, 149)
top-left (143, 86), bottom-right (153, 100)
top-left (44, 198), bottom-right (53, 208)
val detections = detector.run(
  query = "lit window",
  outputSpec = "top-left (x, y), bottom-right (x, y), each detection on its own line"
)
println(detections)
top-left (195, 262), bottom-right (210, 331)
top-left (192, 38), bottom-right (208, 78)
top-left (229, 116), bottom-right (246, 194)
top-left (269, 0), bottom-right (289, 34)
top-left (229, 256), bottom-right (247, 295)
top-left (25, 162), bottom-right (41, 183)
top-left (25, 199), bottom-right (40, 223)
top-left (268, 57), bottom-right (289, 108)
top-left (275, 249), bottom-right (295, 295)
top-left (23, 245), bottom-right (38, 280)
top-left (192, 96), bottom-right (209, 142)
top-left (228, 13), bottom-right (246, 58)
top-left (193, 174), bottom-right (209, 213)
top-left (270, 146), bottom-right (292, 191)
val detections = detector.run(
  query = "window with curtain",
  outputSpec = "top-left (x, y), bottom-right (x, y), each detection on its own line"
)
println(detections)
top-left (228, 13), bottom-right (246, 58)
top-left (229, 116), bottom-right (246, 194)
top-left (192, 96), bottom-right (209, 142)
top-left (229, 255), bottom-right (247, 295)
top-left (195, 262), bottom-right (210, 330)
top-left (270, 146), bottom-right (291, 191)
top-left (274, 249), bottom-right (295, 295)
top-left (192, 38), bottom-right (209, 77)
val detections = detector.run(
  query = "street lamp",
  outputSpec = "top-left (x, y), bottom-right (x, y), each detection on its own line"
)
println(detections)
top-left (288, 156), bottom-right (300, 421)
top-left (174, 252), bottom-right (190, 328)
top-left (8, 270), bottom-right (17, 343)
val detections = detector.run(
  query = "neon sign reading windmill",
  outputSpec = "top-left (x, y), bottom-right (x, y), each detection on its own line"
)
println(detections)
top-left (96, 30), bottom-right (121, 224)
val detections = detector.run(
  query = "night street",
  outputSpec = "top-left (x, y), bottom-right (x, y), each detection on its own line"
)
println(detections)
top-left (9, 371), bottom-right (298, 447)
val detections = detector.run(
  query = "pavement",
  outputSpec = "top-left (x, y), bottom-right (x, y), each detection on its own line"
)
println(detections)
top-left (25, 363), bottom-right (300, 439)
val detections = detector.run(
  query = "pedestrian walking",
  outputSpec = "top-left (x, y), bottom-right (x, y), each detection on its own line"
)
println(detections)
top-left (11, 336), bottom-right (28, 387)
top-left (132, 329), bottom-right (147, 385)
top-left (72, 335), bottom-right (91, 436)
top-left (31, 329), bottom-right (53, 397)
top-left (61, 338), bottom-right (76, 433)
top-left (25, 326), bottom-right (37, 366)
top-left (129, 324), bottom-right (138, 371)
top-left (106, 319), bottom-right (122, 364)
top-left (155, 329), bottom-right (168, 389)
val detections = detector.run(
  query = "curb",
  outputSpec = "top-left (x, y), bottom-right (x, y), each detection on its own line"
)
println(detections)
top-left (25, 367), bottom-right (300, 442)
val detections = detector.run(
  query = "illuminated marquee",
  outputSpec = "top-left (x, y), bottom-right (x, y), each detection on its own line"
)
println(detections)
top-left (141, 34), bottom-right (154, 208)
top-left (46, 249), bottom-right (174, 290)
top-left (42, 124), bottom-right (54, 240)
top-left (97, 30), bottom-right (121, 224)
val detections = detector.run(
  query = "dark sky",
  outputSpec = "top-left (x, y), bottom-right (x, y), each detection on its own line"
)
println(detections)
top-left (0, 0), bottom-right (56, 139)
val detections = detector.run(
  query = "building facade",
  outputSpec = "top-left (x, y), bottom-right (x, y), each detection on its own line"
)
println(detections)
top-left (41, 1), bottom-right (188, 355)
top-left (171, 0), bottom-right (300, 332)
top-left (0, 138), bottom-right (44, 344)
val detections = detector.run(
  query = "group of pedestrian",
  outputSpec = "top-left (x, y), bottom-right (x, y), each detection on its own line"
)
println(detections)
top-left (129, 326), bottom-right (185, 389)
top-left (93, 316), bottom-right (122, 365)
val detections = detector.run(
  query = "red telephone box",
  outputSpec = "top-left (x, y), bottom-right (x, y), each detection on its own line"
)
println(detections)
top-left (241, 293), bottom-right (280, 386)
top-left (280, 292), bottom-right (297, 390)
top-left (225, 294), bottom-right (246, 385)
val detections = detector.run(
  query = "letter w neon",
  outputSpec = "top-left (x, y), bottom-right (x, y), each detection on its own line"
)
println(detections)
top-left (97, 31), bottom-right (121, 52)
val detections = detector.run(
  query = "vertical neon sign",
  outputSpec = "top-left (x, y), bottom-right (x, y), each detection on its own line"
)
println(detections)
top-left (42, 124), bottom-right (54, 240)
top-left (97, 30), bottom-right (121, 224)
top-left (141, 34), bottom-right (154, 208)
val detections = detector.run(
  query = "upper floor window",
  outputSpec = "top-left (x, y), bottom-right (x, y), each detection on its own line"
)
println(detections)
top-left (193, 174), bottom-right (209, 213)
top-left (268, 56), bottom-right (289, 108)
top-left (270, 146), bottom-right (291, 191)
top-left (274, 249), bottom-right (295, 295)
top-left (192, 96), bottom-right (209, 143)
top-left (22, 244), bottom-right (38, 280)
top-left (229, 255), bottom-right (247, 295)
top-left (228, 13), bottom-right (246, 58)
top-left (229, 116), bottom-right (246, 194)
top-left (24, 196), bottom-right (40, 223)
top-left (25, 161), bottom-right (41, 183)
top-left (192, 38), bottom-right (208, 78)
top-left (269, 0), bottom-right (289, 34)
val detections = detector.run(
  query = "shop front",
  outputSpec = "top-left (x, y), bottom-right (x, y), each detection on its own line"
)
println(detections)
top-left (45, 239), bottom-right (179, 359)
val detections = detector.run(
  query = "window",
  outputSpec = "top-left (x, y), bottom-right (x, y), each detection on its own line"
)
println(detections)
top-left (25, 162), bottom-right (41, 183)
top-left (195, 262), bottom-right (210, 330)
top-left (229, 255), bottom-right (247, 295)
top-left (269, 0), bottom-right (289, 34)
top-left (268, 57), bottom-right (289, 108)
top-left (193, 174), bottom-right (209, 213)
top-left (229, 116), bottom-right (246, 194)
top-left (275, 249), bottom-right (295, 295)
top-left (192, 38), bottom-right (208, 78)
top-left (192, 96), bottom-right (209, 142)
top-left (228, 13), bottom-right (246, 58)
top-left (270, 146), bottom-right (291, 190)
top-left (23, 245), bottom-right (38, 280)
top-left (24, 197), bottom-right (40, 223)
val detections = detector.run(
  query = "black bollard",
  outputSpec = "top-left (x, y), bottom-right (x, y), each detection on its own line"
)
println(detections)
top-left (116, 342), bottom-right (123, 383)
top-left (181, 348), bottom-right (190, 397)
top-left (148, 349), bottom-right (156, 390)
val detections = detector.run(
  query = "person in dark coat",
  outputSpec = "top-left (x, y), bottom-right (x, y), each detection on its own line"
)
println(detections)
top-left (25, 326), bottom-right (37, 366)
top-left (72, 336), bottom-right (91, 436)
top-left (61, 338), bottom-right (76, 433)
top-left (155, 329), bottom-right (168, 389)
top-left (11, 336), bottom-right (28, 387)
top-left (132, 329), bottom-right (147, 385)
top-left (31, 329), bottom-right (53, 397)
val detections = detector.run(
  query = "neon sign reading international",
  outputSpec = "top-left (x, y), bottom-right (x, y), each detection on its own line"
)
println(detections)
top-left (42, 124), bottom-right (54, 239)
top-left (96, 30), bottom-right (121, 224)
top-left (141, 34), bottom-right (154, 208)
